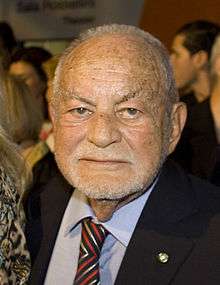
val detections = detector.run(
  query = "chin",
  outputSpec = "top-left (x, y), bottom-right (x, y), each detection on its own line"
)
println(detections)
top-left (56, 154), bottom-right (164, 200)
top-left (69, 171), bottom-right (155, 200)
top-left (76, 182), bottom-right (144, 200)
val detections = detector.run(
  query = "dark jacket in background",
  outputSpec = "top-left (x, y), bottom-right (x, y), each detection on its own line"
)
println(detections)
top-left (170, 98), bottom-right (218, 182)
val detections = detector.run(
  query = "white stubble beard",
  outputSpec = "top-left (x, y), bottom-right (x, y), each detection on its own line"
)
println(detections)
top-left (55, 147), bottom-right (167, 201)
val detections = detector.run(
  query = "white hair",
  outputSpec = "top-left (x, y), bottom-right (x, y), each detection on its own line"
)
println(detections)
top-left (52, 24), bottom-right (178, 113)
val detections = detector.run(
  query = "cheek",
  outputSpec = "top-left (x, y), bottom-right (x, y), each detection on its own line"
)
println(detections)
top-left (121, 122), bottom-right (162, 158)
top-left (181, 58), bottom-right (194, 72)
top-left (174, 56), bottom-right (187, 69)
top-left (175, 60), bottom-right (186, 75)
top-left (54, 123), bottom-right (86, 154)
top-left (172, 57), bottom-right (180, 69)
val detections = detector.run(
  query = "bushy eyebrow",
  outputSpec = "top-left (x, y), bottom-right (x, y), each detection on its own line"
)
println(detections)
top-left (120, 91), bottom-right (138, 102)
top-left (64, 89), bottom-right (143, 106)
top-left (115, 90), bottom-right (145, 105)
top-left (65, 92), bottom-right (96, 107)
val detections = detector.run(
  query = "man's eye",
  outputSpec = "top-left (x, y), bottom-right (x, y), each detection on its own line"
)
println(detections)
top-left (126, 108), bottom-right (138, 115)
top-left (70, 107), bottom-right (92, 117)
top-left (118, 108), bottom-right (140, 119)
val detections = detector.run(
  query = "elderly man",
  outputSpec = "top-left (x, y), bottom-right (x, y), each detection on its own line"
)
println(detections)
top-left (26, 24), bottom-right (220, 285)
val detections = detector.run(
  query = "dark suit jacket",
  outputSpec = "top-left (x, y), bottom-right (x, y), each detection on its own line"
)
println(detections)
top-left (171, 98), bottom-right (218, 180)
top-left (25, 159), bottom-right (220, 285)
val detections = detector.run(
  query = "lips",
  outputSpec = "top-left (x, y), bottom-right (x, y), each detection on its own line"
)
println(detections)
top-left (78, 158), bottom-right (130, 170)
top-left (79, 158), bottom-right (129, 164)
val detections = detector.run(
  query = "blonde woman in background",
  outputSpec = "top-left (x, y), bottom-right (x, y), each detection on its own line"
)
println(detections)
top-left (2, 73), bottom-right (49, 169)
top-left (0, 85), bottom-right (31, 283)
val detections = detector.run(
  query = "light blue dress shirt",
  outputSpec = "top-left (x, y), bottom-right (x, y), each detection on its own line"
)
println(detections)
top-left (45, 183), bottom-right (155, 285)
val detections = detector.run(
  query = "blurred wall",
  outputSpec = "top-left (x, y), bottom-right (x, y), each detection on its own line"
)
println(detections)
top-left (140, 0), bottom-right (220, 50)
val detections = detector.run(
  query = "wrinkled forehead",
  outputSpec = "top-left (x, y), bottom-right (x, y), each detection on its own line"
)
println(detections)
top-left (59, 34), bottom-right (167, 96)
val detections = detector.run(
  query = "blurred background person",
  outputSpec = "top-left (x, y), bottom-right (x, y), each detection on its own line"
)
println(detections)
top-left (171, 33), bottom-right (220, 184)
top-left (170, 20), bottom-right (220, 176)
top-left (0, 21), bottom-right (18, 69)
top-left (0, 74), bottom-right (31, 283)
top-left (40, 54), bottom-right (60, 151)
top-left (1, 72), bottom-right (47, 170)
top-left (199, 34), bottom-right (220, 185)
top-left (2, 74), bottom-right (43, 146)
top-left (9, 47), bottom-right (52, 121)
top-left (29, 55), bottom-right (61, 197)
top-left (170, 20), bottom-right (220, 109)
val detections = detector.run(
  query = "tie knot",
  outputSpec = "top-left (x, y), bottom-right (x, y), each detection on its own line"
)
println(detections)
top-left (81, 218), bottom-right (108, 257)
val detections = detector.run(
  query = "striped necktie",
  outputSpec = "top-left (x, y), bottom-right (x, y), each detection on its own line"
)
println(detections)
top-left (74, 218), bottom-right (108, 285)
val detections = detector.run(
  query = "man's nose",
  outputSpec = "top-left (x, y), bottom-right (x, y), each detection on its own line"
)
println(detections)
top-left (87, 113), bottom-right (121, 147)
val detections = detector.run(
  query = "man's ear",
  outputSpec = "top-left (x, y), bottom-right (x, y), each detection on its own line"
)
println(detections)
top-left (192, 50), bottom-right (208, 69)
top-left (168, 102), bottom-right (187, 155)
top-left (48, 103), bottom-right (56, 129)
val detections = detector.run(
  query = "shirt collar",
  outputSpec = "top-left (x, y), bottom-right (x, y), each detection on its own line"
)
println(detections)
top-left (65, 180), bottom-right (157, 247)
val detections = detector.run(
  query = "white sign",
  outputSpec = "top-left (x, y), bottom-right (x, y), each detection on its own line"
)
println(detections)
top-left (1, 0), bottom-right (144, 40)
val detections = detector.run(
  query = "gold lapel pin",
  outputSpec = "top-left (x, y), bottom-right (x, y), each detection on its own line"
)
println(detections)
top-left (157, 252), bottom-right (169, 263)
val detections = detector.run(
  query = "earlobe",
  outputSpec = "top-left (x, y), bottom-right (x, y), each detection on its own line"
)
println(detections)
top-left (168, 102), bottom-right (187, 154)
top-left (48, 103), bottom-right (56, 126)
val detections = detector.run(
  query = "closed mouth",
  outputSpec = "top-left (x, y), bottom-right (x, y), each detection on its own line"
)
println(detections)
top-left (79, 158), bottom-right (129, 165)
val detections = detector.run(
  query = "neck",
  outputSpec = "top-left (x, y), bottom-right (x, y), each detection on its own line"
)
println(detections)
top-left (192, 70), bottom-right (210, 102)
top-left (89, 199), bottom-right (119, 222)
top-left (88, 192), bottom-right (141, 222)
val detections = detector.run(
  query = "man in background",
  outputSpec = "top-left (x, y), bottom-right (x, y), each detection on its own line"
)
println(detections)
top-left (170, 20), bottom-right (220, 108)
top-left (170, 20), bottom-right (220, 176)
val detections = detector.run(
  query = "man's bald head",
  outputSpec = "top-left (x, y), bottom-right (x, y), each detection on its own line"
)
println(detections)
top-left (52, 24), bottom-right (178, 114)
top-left (50, 24), bottom-right (186, 210)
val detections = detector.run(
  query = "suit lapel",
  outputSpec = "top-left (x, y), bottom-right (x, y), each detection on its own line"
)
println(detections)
top-left (30, 159), bottom-right (202, 284)
top-left (115, 229), bottom-right (194, 285)
top-left (116, 160), bottom-right (199, 285)
top-left (30, 173), bottom-right (73, 285)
